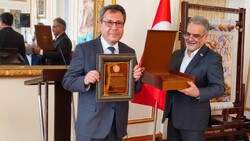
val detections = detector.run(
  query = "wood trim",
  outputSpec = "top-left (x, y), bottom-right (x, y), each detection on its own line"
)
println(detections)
top-left (94, 0), bottom-right (104, 38)
top-left (128, 108), bottom-right (155, 124)
top-left (122, 133), bottom-right (162, 141)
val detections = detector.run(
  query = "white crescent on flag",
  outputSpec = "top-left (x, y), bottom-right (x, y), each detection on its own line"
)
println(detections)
top-left (152, 0), bottom-right (171, 30)
top-left (152, 21), bottom-right (171, 30)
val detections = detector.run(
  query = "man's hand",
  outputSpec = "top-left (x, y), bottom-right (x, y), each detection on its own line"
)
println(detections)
top-left (178, 81), bottom-right (200, 98)
top-left (84, 70), bottom-right (100, 85)
top-left (133, 65), bottom-right (145, 81)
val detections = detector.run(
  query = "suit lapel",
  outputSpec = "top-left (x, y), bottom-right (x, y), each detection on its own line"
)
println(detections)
top-left (53, 33), bottom-right (66, 48)
top-left (170, 49), bottom-right (185, 71)
top-left (185, 45), bottom-right (208, 73)
top-left (118, 42), bottom-right (127, 53)
top-left (24, 56), bottom-right (29, 65)
top-left (175, 50), bottom-right (185, 71)
top-left (94, 36), bottom-right (104, 54)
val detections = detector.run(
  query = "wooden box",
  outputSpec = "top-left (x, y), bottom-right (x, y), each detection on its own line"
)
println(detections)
top-left (141, 30), bottom-right (195, 90)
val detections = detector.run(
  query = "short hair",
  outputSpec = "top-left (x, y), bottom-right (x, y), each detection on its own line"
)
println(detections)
top-left (188, 16), bottom-right (210, 33)
top-left (53, 17), bottom-right (66, 31)
top-left (99, 4), bottom-right (126, 24)
top-left (0, 12), bottom-right (14, 26)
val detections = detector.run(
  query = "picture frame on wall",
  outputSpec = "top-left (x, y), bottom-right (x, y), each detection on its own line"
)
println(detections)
top-left (77, 0), bottom-right (104, 44)
top-left (10, 9), bottom-right (21, 29)
top-left (37, 0), bottom-right (46, 18)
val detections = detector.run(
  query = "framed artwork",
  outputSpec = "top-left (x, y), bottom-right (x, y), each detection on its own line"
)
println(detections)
top-left (77, 0), bottom-right (104, 43)
top-left (37, 0), bottom-right (46, 18)
top-left (10, 9), bottom-right (21, 29)
top-left (206, 31), bottom-right (238, 103)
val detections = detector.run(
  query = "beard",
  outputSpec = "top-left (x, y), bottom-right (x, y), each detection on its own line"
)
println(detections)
top-left (185, 40), bottom-right (200, 53)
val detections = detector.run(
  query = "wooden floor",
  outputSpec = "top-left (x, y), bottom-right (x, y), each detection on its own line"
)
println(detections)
top-left (122, 134), bottom-right (162, 141)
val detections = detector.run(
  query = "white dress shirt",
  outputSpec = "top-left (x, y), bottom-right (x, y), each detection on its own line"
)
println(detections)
top-left (179, 48), bottom-right (200, 73)
top-left (100, 35), bottom-right (119, 54)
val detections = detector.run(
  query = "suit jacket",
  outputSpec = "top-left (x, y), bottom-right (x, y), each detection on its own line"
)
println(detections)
top-left (63, 36), bottom-right (141, 139)
top-left (162, 45), bottom-right (225, 131)
top-left (43, 32), bottom-right (72, 65)
top-left (24, 54), bottom-right (42, 65)
top-left (0, 27), bottom-right (25, 57)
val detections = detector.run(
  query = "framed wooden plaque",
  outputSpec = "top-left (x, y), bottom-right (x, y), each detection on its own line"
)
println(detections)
top-left (96, 53), bottom-right (136, 102)
top-left (35, 25), bottom-right (54, 51)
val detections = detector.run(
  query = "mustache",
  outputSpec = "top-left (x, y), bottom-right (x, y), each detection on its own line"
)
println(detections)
top-left (186, 40), bottom-right (198, 44)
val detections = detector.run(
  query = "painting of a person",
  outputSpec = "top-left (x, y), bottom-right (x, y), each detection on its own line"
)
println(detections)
top-left (78, 0), bottom-right (94, 43)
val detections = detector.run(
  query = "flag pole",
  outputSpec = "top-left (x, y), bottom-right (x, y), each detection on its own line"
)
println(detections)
top-left (153, 101), bottom-right (158, 141)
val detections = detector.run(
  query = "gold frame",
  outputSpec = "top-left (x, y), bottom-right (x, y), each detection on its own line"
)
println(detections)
top-left (0, 66), bottom-right (67, 77)
top-left (37, 0), bottom-right (46, 18)
top-left (93, 0), bottom-right (104, 38)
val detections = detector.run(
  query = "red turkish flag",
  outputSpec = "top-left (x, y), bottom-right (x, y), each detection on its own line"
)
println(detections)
top-left (152, 0), bottom-right (171, 30)
top-left (132, 0), bottom-right (171, 110)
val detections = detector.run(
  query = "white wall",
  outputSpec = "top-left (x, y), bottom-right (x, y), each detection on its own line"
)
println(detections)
top-left (0, 78), bottom-right (52, 141)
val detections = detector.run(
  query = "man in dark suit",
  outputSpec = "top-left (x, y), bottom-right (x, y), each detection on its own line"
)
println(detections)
top-left (162, 16), bottom-right (225, 141)
top-left (0, 12), bottom-right (25, 58)
top-left (34, 17), bottom-right (72, 65)
top-left (63, 4), bottom-right (144, 141)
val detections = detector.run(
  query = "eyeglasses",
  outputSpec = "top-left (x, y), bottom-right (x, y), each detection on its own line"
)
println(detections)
top-left (183, 32), bottom-right (206, 41)
top-left (52, 25), bottom-right (60, 29)
top-left (102, 20), bottom-right (124, 28)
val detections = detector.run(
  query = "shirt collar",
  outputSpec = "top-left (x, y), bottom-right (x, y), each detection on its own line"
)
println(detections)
top-left (184, 47), bottom-right (200, 58)
top-left (100, 35), bottom-right (118, 51)
top-left (55, 32), bottom-right (64, 40)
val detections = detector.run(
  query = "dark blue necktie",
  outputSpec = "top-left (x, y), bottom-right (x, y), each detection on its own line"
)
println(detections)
top-left (107, 46), bottom-right (115, 54)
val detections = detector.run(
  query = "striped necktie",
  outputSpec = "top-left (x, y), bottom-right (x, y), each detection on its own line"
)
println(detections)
top-left (107, 46), bottom-right (115, 54)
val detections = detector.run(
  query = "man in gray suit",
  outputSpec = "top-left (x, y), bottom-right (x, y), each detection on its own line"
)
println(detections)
top-left (162, 16), bottom-right (225, 141)
top-left (63, 4), bottom-right (144, 141)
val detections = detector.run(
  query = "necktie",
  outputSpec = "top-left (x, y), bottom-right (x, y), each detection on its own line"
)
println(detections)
top-left (107, 46), bottom-right (115, 54)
